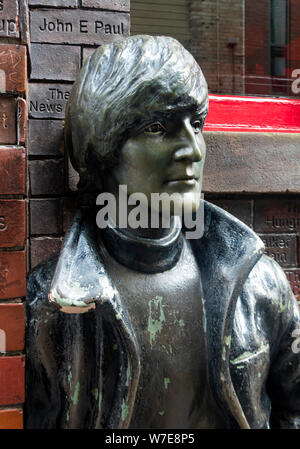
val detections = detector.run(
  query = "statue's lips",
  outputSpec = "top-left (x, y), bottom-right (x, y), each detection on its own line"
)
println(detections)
top-left (164, 176), bottom-right (199, 185)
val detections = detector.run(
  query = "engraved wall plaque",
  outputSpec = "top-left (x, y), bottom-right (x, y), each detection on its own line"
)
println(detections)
top-left (0, 45), bottom-right (26, 94)
top-left (0, 97), bottom-right (16, 145)
top-left (255, 199), bottom-right (300, 233)
top-left (259, 233), bottom-right (297, 268)
top-left (29, 83), bottom-right (71, 119)
top-left (0, 200), bottom-right (26, 248)
top-left (0, 0), bottom-right (19, 39)
top-left (30, 9), bottom-right (130, 45)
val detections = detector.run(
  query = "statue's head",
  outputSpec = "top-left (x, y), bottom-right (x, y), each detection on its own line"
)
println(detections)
top-left (65, 35), bottom-right (208, 213)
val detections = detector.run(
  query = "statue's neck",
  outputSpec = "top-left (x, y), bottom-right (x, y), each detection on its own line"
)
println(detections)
top-left (97, 209), bottom-right (184, 273)
top-left (120, 214), bottom-right (177, 240)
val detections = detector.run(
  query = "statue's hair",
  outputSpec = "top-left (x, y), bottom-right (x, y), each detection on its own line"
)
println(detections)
top-left (65, 34), bottom-right (209, 192)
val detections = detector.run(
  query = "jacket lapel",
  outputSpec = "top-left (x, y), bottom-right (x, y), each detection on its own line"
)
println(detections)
top-left (48, 208), bottom-right (141, 429)
top-left (191, 201), bottom-right (264, 428)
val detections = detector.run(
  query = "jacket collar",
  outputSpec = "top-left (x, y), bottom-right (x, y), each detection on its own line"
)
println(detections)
top-left (48, 201), bottom-right (264, 429)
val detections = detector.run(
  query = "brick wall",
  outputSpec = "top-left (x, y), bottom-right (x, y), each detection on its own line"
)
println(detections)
top-left (0, 0), bottom-right (27, 430)
top-left (245, 0), bottom-right (298, 96)
top-left (290, 0), bottom-right (300, 76)
top-left (203, 130), bottom-right (300, 304)
top-left (189, 0), bottom-right (300, 97)
top-left (27, 0), bottom-right (130, 270)
top-left (189, 0), bottom-right (245, 95)
top-left (207, 195), bottom-right (300, 302)
top-left (244, 0), bottom-right (271, 95)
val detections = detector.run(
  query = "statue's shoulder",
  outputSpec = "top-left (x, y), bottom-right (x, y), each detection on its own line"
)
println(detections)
top-left (26, 254), bottom-right (59, 308)
top-left (247, 253), bottom-right (292, 299)
top-left (243, 253), bottom-right (299, 333)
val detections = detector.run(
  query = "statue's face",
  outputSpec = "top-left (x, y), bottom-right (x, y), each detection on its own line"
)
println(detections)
top-left (106, 107), bottom-right (206, 216)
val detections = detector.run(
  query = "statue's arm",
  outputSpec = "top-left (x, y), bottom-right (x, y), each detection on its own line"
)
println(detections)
top-left (25, 257), bottom-right (106, 429)
top-left (25, 257), bottom-right (62, 428)
top-left (264, 259), bottom-right (300, 428)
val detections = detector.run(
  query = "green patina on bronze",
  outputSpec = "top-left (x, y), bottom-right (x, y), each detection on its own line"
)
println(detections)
top-left (148, 296), bottom-right (165, 347)
top-left (67, 365), bottom-right (72, 389)
top-left (71, 382), bottom-right (80, 405)
top-left (126, 363), bottom-right (131, 387)
top-left (230, 342), bottom-right (269, 366)
top-left (121, 399), bottom-right (129, 422)
top-left (164, 377), bottom-right (171, 390)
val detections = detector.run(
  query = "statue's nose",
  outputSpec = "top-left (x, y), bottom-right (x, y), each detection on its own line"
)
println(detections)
top-left (173, 118), bottom-right (202, 162)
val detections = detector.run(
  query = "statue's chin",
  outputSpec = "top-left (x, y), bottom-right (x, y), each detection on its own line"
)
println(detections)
top-left (149, 192), bottom-right (201, 217)
top-left (168, 192), bottom-right (201, 216)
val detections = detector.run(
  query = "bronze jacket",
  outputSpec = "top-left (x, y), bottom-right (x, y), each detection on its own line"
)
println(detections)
top-left (25, 201), bottom-right (300, 429)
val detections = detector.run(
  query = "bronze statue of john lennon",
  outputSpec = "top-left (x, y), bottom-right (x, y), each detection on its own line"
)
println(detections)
top-left (25, 35), bottom-right (300, 429)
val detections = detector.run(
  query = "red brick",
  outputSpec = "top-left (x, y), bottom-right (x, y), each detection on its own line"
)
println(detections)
top-left (0, 45), bottom-right (26, 94)
top-left (0, 251), bottom-right (26, 299)
top-left (0, 356), bottom-right (25, 405)
top-left (0, 0), bottom-right (20, 39)
top-left (0, 200), bottom-right (26, 248)
top-left (0, 97), bottom-right (17, 145)
top-left (0, 408), bottom-right (23, 429)
top-left (285, 269), bottom-right (300, 302)
top-left (0, 303), bottom-right (24, 352)
top-left (17, 98), bottom-right (26, 145)
top-left (0, 147), bottom-right (26, 195)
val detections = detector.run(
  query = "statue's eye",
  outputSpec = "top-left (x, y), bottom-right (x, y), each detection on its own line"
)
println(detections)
top-left (191, 120), bottom-right (202, 134)
top-left (144, 122), bottom-right (165, 135)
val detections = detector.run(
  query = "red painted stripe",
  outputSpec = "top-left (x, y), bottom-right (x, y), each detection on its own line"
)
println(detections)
top-left (205, 95), bottom-right (300, 133)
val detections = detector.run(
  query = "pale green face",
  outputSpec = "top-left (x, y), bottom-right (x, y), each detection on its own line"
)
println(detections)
top-left (106, 108), bottom-right (206, 215)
